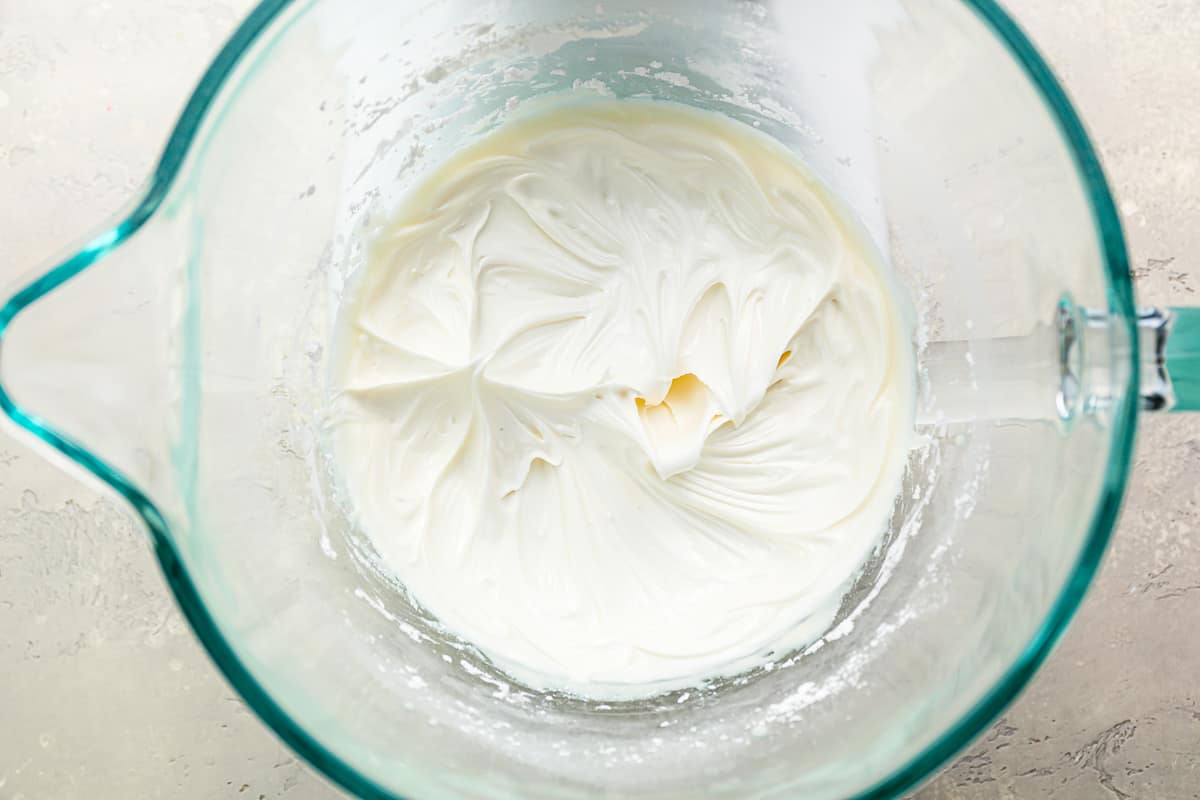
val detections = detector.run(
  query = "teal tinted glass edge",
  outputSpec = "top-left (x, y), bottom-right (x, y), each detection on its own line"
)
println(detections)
top-left (852, 1), bottom-right (1138, 798)
top-left (0, 1), bottom-right (399, 798)
top-left (0, 2), bottom-right (1136, 800)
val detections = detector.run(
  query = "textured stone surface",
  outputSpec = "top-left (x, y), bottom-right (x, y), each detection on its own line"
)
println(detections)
top-left (0, 1), bottom-right (1197, 798)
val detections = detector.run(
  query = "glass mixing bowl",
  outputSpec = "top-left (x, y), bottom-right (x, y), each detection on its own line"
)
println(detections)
top-left (2, 0), bottom-right (1198, 797)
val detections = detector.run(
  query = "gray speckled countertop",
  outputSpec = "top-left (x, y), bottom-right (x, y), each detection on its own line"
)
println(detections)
top-left (1, 1), bottom-right (1197, 798)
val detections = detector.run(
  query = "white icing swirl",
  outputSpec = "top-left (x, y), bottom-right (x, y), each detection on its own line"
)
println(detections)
top-left (332, 101), bottom-right (913, 695)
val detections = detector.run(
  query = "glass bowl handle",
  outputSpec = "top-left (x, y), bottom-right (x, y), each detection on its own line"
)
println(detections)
top-left (919, 300), bottom-right (1200, 426)
top-left (1054, 301), bottom-right (1200, 420)
top-left (1139, 307), bottom-right (1200, 413)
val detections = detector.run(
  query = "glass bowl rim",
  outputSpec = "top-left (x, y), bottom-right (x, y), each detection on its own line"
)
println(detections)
top-left (0, 1), bottom-right (1137, 798)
